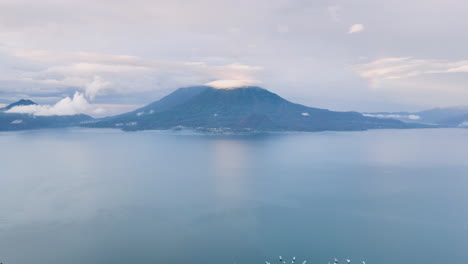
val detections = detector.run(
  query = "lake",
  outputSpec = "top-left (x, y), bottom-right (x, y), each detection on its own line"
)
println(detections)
top-left (0, 128), bottom-right (467, 264)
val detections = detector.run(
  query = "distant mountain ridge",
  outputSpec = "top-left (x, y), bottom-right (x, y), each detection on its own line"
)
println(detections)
top-left (365, 106), bottom-right (468, 127)
top-left (0, 99), bottom-right (92, 131)
top-left (86, 86), bottom-right (425, 132)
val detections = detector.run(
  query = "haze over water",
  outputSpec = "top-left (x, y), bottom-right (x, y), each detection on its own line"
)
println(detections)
top-left (1, 128), bottom-right (467, 264)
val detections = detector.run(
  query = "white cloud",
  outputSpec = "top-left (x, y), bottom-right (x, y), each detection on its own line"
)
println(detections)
top-left (85, 76), bottom-right (111, 100)
top-left (363, 114), bottom-right (421, 120)
top-left (447, 65), bottom-right (468, 73)
top-left (205, 79), bottom-right (261, 89)
top-left (353, 57), bottom-right (468, 83)
top-left (10, 119), bottom-right (23, 124)
top-left (408, 115), bottom-right (421, 120)
top-left (348, 24), bottom-right (364, 34)
top-left (459, 121), bottom-right (468, 127)
top-left (6, 92), bottom-right (94, 116)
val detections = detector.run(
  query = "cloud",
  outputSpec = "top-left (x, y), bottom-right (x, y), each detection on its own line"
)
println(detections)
top-left (2, 0), bottom-right (468, 112)
top-left (459, 121), bottom-right (468, 127)
top-left (92, 103), bottom-right (143, 117)
top-left (351, 56), bottom-right (468, 108)
top-left (11, 119), bottom-right (23, 124)
top-left (348, 24), bottom-right (364, 34)
top-left (363, 114), bottom-right (421, 120)
top-left (4, 48), bottom-right (264, 98)
top-left (447, 65), bottom-right (468, 73)
top-left (9, 49), bottom-right (141, 65)
top-left (352, 57), bottom-right (468, 83)
top-left (224, 63), bottom-right (263, 71)
top-left (1, 47), bottom-right (265, 115)
top-left (45, 63), bottom-right (152, 74)
top-left (205, 79), bottom-right (261, 89)
top-left (407, 115), bottom-right (421, 120)
top-left (6, 92), bottom-right (95, 116)
top-left (85, 76), bottom-right (111, 100)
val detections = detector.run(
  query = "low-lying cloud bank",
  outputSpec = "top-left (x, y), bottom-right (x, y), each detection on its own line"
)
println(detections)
top-left (363, 113), bottom-right (421, 120)
top-left (6, 92), bottom-right (101, 116)
top-left (459, 121), bottom-right (468, 127)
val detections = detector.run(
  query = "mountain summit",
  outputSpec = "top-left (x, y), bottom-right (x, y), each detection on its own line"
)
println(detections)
top-left (88, 86), bottom-right (422, 132)
top-left (3, 99), bottom-right (37, 110)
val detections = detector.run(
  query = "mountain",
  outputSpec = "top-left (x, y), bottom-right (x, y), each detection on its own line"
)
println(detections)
top-left (3, 99), bottom-right (37, 110)
top-left (86, 86), bottom-right (425, 132)
top-left (364, 107), bottom-right (468, 127)
top-left (0, 99), bottom-right (93, 131)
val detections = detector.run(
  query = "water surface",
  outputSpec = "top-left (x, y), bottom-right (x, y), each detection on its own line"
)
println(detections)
top-left (0, 128), bottom-right (467, 264)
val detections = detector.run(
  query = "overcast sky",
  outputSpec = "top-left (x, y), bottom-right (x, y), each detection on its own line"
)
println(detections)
top-left (1, 0), bottom-right (467, 116)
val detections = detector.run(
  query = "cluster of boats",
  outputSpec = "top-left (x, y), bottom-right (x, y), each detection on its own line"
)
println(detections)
top-left (266, 256), bottom-right (366, 264)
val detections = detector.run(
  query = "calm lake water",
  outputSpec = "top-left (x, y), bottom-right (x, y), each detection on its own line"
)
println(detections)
top-left (1, 128), bottom-right (468, 264)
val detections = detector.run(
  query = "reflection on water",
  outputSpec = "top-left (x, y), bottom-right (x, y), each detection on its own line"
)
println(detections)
top-left (0, 128), bottom-right (468, 264)
top-left (211, 139), bottom-right (251, 200)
